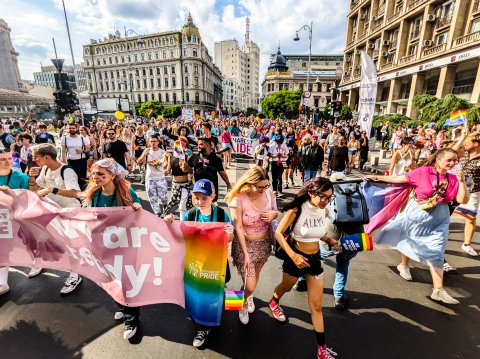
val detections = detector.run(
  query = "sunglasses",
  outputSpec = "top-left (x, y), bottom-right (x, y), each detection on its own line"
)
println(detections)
top-left (107, 133), bottom-right (116, 136)
top-left (253, 183), bottom-right (270, 190)
top-left (315, 193), bottom-right (335, 202)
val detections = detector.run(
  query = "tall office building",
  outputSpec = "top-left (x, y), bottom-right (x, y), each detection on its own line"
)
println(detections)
top-left (34, 64), bottom-right (87, 91)
top-left (0, 19), bottom-right (21, 92)
top-left (339, 0), bottom-right (480, 117)
top-left (81, 14), bottom-right (223, 113)
top-left (214, 18), bottom-right (260, 112)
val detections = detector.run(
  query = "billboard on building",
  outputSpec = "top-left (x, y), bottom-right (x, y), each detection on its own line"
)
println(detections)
top-left (97, 98), bottom-right (130, 112)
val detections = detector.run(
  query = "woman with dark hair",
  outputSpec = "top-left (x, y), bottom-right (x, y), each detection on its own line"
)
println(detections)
top-left (269, 177), bottom-right (339, 359)
top-left (389, 137), bottom-right (414, 176)
top-left (366, 148), bottom-right (469, 304)
top-left (358, 131), bottom-right (369, 171)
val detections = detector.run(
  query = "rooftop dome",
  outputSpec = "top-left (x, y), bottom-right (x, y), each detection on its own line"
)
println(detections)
top-left (268, 46), bottom-right (288, 72)
top-left (182, 14), bottom-right (200, 40)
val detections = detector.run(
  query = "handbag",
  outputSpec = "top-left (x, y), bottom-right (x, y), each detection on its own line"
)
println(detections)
top-left (274, 208), bottom-right (302, 260)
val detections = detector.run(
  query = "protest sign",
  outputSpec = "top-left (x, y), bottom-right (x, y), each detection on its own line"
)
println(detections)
top-left (231, 136), bottom-right (258, 157)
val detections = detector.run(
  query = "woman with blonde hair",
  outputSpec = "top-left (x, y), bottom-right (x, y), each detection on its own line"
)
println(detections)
top-left (82, 158), bottom-right (142, 340)
top-left (226, 166), bottom-right (278, 325)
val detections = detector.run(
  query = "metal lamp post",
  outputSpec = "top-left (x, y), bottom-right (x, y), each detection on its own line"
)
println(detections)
top-left (124, 26), bottom-right (144, 119)
top-left (294, 21), bottom-right (313, 121)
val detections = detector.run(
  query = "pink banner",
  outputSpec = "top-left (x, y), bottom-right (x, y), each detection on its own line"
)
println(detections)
top-left (0, 189), bottom-right (189, 307)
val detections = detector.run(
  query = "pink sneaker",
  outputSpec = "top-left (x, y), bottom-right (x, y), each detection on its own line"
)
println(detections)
top-left (317, 344), bottom-right (337, 359)
top-left (269, 298), bottom-right (286, 322)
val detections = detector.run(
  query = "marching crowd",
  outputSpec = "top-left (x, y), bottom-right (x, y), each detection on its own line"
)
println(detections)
top-left (0, 113), bottom-right (479, 359)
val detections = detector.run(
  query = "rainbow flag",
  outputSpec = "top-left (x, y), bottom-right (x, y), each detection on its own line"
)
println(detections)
top-left (444, 109), bottom-right (467, 126)
top-left (173, 140), bottom-right (185, 160)
top-left (146, 108), bottom-right (153, 116)
top-left (340, 233), bottom-right (374, 252)
top-left (454, 206), bottom-right (477, 220)
top-left (224, 290), bottom-right (245, 310)
top-left (181, 222), bottom-right (228, 327)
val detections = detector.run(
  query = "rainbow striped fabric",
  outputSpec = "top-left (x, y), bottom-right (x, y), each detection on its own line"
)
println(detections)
top-left (340, 233), bottom-right (374, 252)
top-left (454, 206), bottom-right (477, 220)
top-left (444, 109), bottom-right (467, 126)
top-left (224, 290), bottom-right (245, 310)
top-left (181, 222), bottom-right (228, 327)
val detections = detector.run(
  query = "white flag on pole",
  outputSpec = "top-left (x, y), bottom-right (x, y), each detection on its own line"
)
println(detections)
top-left (358, 51), bottom-right (377, 136)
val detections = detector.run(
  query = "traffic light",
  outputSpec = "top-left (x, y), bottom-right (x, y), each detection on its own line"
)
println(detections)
top-left (53, 91), bottom-right (79, 113)
top-left (53, 91), bottom-right (65, 112)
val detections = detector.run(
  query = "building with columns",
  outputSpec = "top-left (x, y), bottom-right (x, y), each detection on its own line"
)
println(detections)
top-left (262, 47), bottom-right (343, 110)
top-left (0, 19), bottom-right (22, 92)
top-left (81, 14), bottom-right (223, 114)
top-left (339, 0), bottom-right (480, 118)
top-left (214, 18), bottom-right (260, 112)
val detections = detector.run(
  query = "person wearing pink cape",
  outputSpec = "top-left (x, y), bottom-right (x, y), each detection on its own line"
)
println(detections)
top-left (366, 148), bottom-right (469, 304)
top-left (82, 158), bottom-right (142, 340)
top-left (0, 149), bottom-right (30, 296)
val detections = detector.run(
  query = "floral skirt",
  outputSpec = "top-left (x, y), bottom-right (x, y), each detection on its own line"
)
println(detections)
top-left (231, 234), bottom-right (271, 277)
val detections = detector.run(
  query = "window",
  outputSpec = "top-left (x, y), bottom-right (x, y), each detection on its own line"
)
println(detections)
top-left (138, 94), bottom-right (142, 103)
top-left (136, 80), bottom-right (140, 89)
top-left (134, 54), bottom-right (138, 62)
top-left (106, 82), bottom-right (109, 91)
top-left (144, 94), bottom-right (148, 102)
top-left (156, 67), bottom-right (160, 75)
top-left (142, 68), bottom-right (146, 76)
top-left (471, 18), bottom-right (480, 33)
top-left (170, 36), bottom-right (174, 44)
top-left (162, 37), bottom-right (166, 45)
top-left (409, 43), bottom-right (418, 55)
top-left (185, 76), bottom-right (189, 86)
top-left (116, 70), bottom-right (120, 77)
top-left (157, 78), bottom-right (161, 88)
top-left (163, 51), bottom-right (167, 59)
top-left (97, 59), bottom-right (100, 66)
top-left (121, 55), bottom-right (125, 63)
top-left (186, 92), bottom-right (190, 102)
top-left (110, 71), bottom-right (114, 78)
top-left (172, 77), bottom-right (176, 87)
top-left (164, 65), bottom-right (168, 75)
top-left (436, 31), bottom-right (449, 45)
top-left (183, 35), bottom-right (188, 43)
top-left (111, 82), bottom-right (115, 91)
top-left (103, 58), bottom-right (107, 65)
top-left (149, 68), bottom-right (153, 76)
top-left (150, 79), bottom-right (154, 88)
top-left (173, 93), bottom-right (177, 104)
top-left (171, 65), bottom-right (175, 74)
top-left (193, 49), bottom-right (197, 57)
top-left (184, 64), bottom-right (189, 73)
top-left (141, 53), bottom-right (145, 61)
top-left (194, 64), bottom-right (199, 73)
top-left (158, 93), bottom-right (162, 102)
top-left (99, 73), bottom-right (102, 80)
top-left (148, 52), bottom-right (152, 60)
top-left (164, 78), bottom-right (169, 88)
top-left (184, 48), bottom-right (188, 56)
top-left (143, 79), bottom-right (147, 89)
top-left (136, 69), bottom-right (140, 76)
top-left (195, 92), bottom-right (199, 103)
top-left (192, 35), bottom-right (197, 43)
top-left (123, 69), bottom-right (126, 77)
top-left (155, 39), bottom-right (159, 46)
top-left (170, 50), bottom-right (174, 58)
top-left (194, 77), bottom-right (198, 86)
top-left (441, 0), bottom-right (455, 18)
top-left (165, 93), bottom-right (169, 102)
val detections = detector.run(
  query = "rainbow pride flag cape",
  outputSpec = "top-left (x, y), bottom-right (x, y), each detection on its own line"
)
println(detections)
top-left (454, 206), bottom-right (477, 220)
top-left (340, 233), bottom-right (373, 252)
top-left (181, 222), bottom-right (228, 327)
top-left (224, 290), bottom-right (245, 310)
top-left (444, 109), bottom-right (467, 126)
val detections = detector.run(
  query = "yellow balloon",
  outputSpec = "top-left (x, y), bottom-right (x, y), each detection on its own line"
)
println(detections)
top-left (115, 111), bottom-right (125, 120)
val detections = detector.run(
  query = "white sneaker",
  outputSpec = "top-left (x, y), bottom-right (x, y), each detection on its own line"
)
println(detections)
top-left (246, 296), bottom-right (255, 314)
top-left (60, 276), bottom-right (82, 294)
top-left (114, 311), bottom-right (124, 320)
top-left (431, 288), bottom-right (459, 304)
top-left (27, 267), bottom-right (43, 278)
top-left (0, 284), bottom-right (9, 296)
top-left (123, 325), bottom-right (137, 340)
top-left (239, 306), bottom-right (249, 325)
top-left (397, 264), bottom-right (412, 281)
top-left (461, 244), bottom-right (478, 256)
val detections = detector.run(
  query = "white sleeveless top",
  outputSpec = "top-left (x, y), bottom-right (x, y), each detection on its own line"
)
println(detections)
top-left (291, 201), bottom-right (327, 243)
top-left (392, 150), bottom-right (412, 176)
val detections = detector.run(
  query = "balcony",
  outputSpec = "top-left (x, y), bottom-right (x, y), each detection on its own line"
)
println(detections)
top-left (358, 31), bottom-right (369, 41)
top-left (389, 40), bottom-right (398, 50)
top-left (373, 49), bottom-right (380, 57)
top-left (435, 15), bottom-right (452, 29)
top-left (353, 69), bottom-right (362, 79)
top-left (387, 10), bottom-right (403, 24)
top-left (346, 39), bottom-right (355, 48)
top-left (372, 20), bottom-right (383, 31)
top-left (453, 30), bottom-right (480, 48)
top-left (398, 53), bottom-right (416, 64)
top-left (380, 61), bottom-right (395, 70)
top-left (452, 84), bottom-right (474, 94)
top-left (423, 42), bottom-right (446, 56)
top-left (407, 0), bottom-right (428, 11)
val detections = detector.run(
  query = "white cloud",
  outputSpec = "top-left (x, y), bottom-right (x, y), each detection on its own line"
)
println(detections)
top-left (4, 0), bottom-right (348, 87)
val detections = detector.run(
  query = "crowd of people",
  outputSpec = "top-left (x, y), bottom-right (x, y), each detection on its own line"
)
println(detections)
top-left (0, 112), bottom-right (479, 359)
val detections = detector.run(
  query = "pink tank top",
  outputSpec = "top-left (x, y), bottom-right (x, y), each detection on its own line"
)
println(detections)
top-left (229, 189), bottom-right (277, 235)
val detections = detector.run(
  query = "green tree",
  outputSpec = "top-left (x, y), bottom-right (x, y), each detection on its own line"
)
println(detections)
top-left (414, 94), bottom-right (471, 128)
top-left (162, 105), bottom-right (182, 118)
top-left (138, 100), bottom-right (164, 117)
top-left (245, 107), bottom-right (258, 117)
top-left (338, 104), bottom-right (353, 122)
top-left (261, 89), bottom-right (302, 119)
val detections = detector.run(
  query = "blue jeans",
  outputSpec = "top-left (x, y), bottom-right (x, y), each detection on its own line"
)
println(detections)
top-left (304, 169), bottom-right (317, 183)
top-left (297, 248), bottom-right (358, 299)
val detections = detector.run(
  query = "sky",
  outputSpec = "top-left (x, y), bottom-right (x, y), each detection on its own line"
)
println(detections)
top-left (2, 0), bottom-right (348, 83)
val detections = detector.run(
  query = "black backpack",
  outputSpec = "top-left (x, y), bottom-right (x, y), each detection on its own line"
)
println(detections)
top-left (0, 133), bottom-right (9, 149)
top-left (45, 164), bottom-right (86, 191)
top-left (332, 182), bottom-right (369, 228)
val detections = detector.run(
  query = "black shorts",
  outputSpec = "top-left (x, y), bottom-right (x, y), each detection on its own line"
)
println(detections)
top-left (282, 245), bottom-right (323, 278)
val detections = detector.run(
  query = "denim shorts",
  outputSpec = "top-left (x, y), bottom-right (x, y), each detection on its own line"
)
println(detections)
top-left (282, 244), bottom-right (324, 278)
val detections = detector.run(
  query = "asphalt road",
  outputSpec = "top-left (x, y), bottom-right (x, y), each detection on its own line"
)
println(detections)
top-left (1, 158), bottom-right (479, 359)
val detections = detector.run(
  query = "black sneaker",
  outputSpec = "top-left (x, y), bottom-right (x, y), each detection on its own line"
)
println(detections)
top-left (192, 329), bottom-right (210, 348)
top-left (334, 294), bottom-right (349, 310)
top-left (293, 280), bottom-right (307, 292)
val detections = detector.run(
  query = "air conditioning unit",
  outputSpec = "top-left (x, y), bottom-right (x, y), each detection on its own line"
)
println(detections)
top-left (426, 14), bottom-right (436, 22)
top-left (381, 51), bottom-right (389, 57)
top-left (368, 43), bottom-right (375, 49)
top-left (345, 56), bottom-right (352, 62)
top-left (383, 40), bottom-right (390, 46)
top-left (423, 40), bottom-right (433, 47)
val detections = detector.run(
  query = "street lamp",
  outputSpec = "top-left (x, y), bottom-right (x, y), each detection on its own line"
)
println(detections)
top-left (294, 21), bottom-right (313, 121)
top-left (124, 26), bottom-right (143, 119)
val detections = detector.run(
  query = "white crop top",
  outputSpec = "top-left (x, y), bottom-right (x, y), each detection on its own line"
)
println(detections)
top-left (291, 201), bottom-right (327, 243)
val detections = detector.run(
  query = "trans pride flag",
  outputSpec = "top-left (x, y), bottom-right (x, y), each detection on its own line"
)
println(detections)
top-left (181, 222), bottom-right (228, 326)
top-left (362, 181), bottom-right (411, 234)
